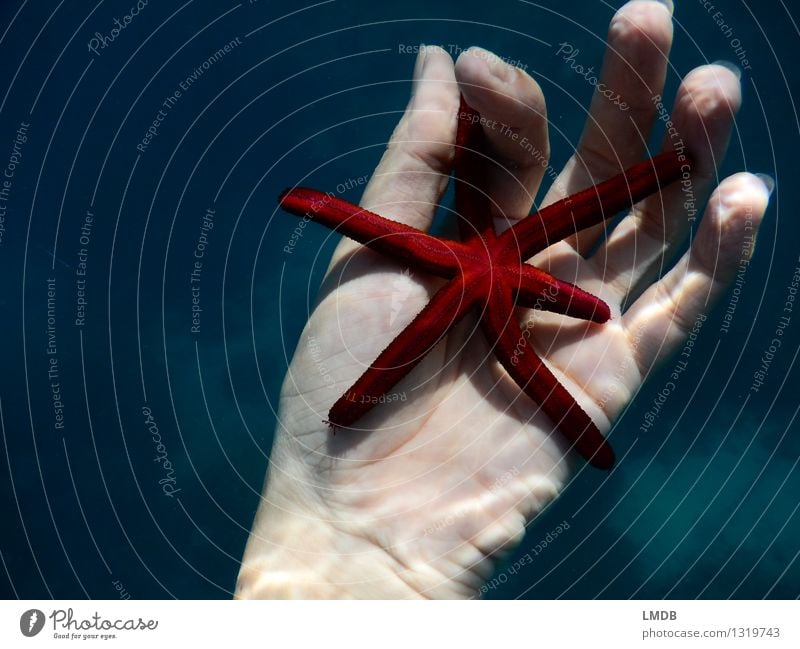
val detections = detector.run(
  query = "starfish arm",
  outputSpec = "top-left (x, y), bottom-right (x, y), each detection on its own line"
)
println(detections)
top-left (511, 265), bottom-right (611, 323)
top-left (497, 150), bottom-right (687, 261)
top-left (327, 272), bottom-right (485, 427)
top-left (279, 188), bottom-right (463, 277)
top-left (455, 98), bottom-right (497, 244)
top-left (480, 284), bottom-right (615, 469)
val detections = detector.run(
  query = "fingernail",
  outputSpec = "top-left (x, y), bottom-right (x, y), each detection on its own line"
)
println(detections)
top-left (412, 44), bottom-right (428, 93)
top-left (473, 46), bottom-right (515, 83)
top-left (711, 59), bottom-right (742, 80)
top-left (649, 0), bottom-right (674, 14)
top-left (755, 173), bottom-right (775, 198)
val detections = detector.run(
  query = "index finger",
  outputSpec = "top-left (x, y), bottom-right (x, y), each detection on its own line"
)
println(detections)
top-left (331, 46), bottom-right (460, 266)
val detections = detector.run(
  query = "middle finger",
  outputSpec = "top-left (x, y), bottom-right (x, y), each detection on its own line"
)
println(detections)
top-left (539, 0), bottom-right (675, 258)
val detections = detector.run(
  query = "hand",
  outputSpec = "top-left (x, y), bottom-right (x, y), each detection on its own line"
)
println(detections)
top-left (237, 0), bottom-right (772, 598)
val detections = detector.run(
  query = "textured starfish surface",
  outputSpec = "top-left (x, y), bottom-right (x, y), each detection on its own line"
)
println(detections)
top-left (279, 98), bottom-right (686, 469)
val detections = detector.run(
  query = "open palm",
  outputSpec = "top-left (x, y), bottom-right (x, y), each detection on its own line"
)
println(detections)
top-left (238, 0), bottom-right (771, 599)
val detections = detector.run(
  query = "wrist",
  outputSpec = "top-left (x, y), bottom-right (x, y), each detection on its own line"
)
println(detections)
top-left (237, 418), bottom-right (569, 599)
top-left (236, 487), bottom-right (423, 599)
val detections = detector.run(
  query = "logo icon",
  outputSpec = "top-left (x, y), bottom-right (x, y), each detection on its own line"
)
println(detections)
top-left (20, 609), bottom-right (45, 637)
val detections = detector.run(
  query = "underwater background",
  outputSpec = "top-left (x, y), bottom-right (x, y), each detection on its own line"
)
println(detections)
top-left (0, 0), bottom-right (797, 599)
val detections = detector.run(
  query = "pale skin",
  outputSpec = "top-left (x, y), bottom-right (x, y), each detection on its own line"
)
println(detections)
top-left (237, 0), bottom-right (772, 598)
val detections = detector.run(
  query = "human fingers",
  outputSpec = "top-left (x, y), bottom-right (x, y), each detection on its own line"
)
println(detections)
top-left (623, 172), bottom-right (772, 372)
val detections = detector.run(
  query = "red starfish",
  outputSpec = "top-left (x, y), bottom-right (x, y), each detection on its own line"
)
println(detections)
top-left (279, 98), bottom-right (686, 469)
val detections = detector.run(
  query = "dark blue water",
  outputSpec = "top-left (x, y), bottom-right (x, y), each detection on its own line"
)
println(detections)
top-left (0, 0), bottom-right (797, 599)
